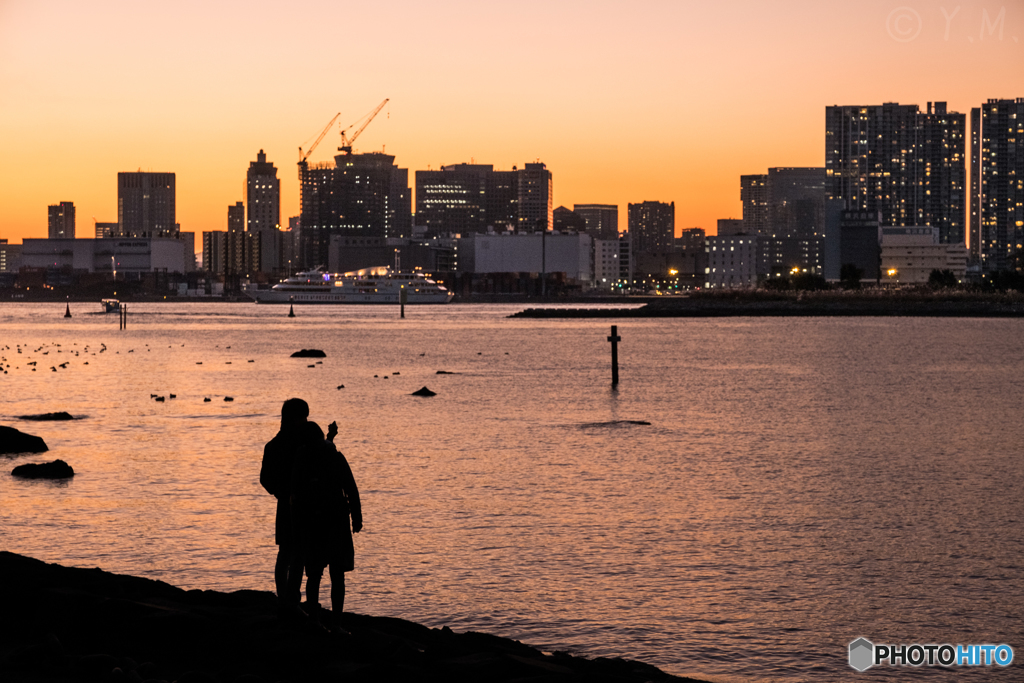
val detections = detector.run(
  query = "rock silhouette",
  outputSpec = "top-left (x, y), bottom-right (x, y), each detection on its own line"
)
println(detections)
top-left (0, 426), bottom-right (48, 454)
top-left (290, 349), bottom-right (326, 358)
top-left (12, 459), bottom-right (74, 479)
top-left (411, 387), bottom-right (437, 397)
top-left (17, 412), bottom-right (75, 421)
top-left (0, 552), bottom-right (695, 683)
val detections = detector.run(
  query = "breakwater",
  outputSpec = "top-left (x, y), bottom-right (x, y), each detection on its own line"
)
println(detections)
top-left (510, 294), bottom-right (1024, 318)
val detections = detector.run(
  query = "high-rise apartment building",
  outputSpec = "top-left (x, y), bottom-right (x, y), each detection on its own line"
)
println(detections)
top-left (573, 204), bottom-right (619, 240)
top-left (299, 152), bottom-right (410, 268)
top-left (517, 163), bottom-right (553, 232)
top-left (118, 172), bottom-right (177, 238)
top-left (627, 201), bottom-right (675, 254)
top-left (826, 102), bottom-right (966, 245)
top-left (247, 150), bottom-right (280, 232)
top-left (972, 98), bottom-right (1024, 273)
top-left (740, 175), bottom-right (768, 235)
top-left (48, 202), bottom-right (75, 239)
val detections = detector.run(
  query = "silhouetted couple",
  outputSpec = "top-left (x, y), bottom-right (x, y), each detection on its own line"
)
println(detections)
top-left (260, 398), bottom-right (363, 630)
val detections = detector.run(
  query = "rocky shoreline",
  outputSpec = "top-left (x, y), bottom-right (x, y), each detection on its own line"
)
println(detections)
top-left (0, 552), bottom-right (705, 683)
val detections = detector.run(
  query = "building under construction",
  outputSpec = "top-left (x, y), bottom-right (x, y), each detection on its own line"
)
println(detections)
top-left (299, 152), bottom-right (410, 268)
top-left (297, 100), bottom-right (411, 269)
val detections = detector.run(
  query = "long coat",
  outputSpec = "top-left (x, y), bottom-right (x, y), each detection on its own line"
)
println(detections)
top-left (291, 440), bottom-right (362, 572)
top-left (260, 429), bottom-right (298, 546)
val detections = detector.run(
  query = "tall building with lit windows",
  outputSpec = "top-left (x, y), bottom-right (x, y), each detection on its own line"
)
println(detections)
top-left (826, 102), bottom-right (966, 245)
top-left (299, 152), bottom-right (410, 269)
top-left (627, 201), bottom-right (674, 255)
top-left (972, 98), bottom-right (1024, 273)
top-left (118, 172), bottom-right (177, 238)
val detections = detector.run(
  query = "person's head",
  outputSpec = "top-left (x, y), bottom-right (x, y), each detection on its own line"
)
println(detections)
top-left (303, 421), bottom-right (325, 447)
top-left (280, 398), bottom-right (309, 431)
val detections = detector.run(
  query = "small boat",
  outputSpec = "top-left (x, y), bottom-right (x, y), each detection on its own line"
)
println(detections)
top-left (100, 299), bottom-right (120, 313)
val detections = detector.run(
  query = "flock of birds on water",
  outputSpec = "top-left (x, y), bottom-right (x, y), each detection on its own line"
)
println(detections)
top-left (0, 341), bottom-right (501, 406)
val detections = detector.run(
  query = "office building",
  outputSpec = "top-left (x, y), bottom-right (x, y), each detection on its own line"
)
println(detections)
top-left (705, 235), bottom-right (757, 289)
top-left (880, 226), bottom-right (968, 284)
top-left (95, 222), bottom-right (118, 239)
top-left (628, 201), bottom-right (674, 255)
top-left (459, 231), bottom-right (591, 282)
top-left (838, 210), bottom-right (882, 282)
top-left (574, 204), bottom-right (619, 240)
top-left (48, 202), bottom-right (75, 239)
top-left (0, 239), bottom-right (23, 274)
top-left (414, 162), bottom-right (554, 235)
top-left (300, 152), bottom-right (410, 268)
top-left (21, 237), bottom-right (192, 277)
top-left (826, 102), bottom-right (966, 245)
top-left (972, 98), bottom-right (1024, 273)
top-left (416, 164), bottom-right (494, 234)
top-left (553, 206), bottom-right (587, 233)
top-left (118, 172), bottom-right (177, 238)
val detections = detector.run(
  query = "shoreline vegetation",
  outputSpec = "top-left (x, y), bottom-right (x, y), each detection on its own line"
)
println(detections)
top-left (0, 552), bottom-right (705, 683)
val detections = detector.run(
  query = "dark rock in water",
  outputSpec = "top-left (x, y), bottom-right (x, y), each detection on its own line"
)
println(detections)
top-left (435, 370), bottom-right (459, 375)
top-left (12, 459), bottom-right (74, 479)
top-left (411, 387), bottom-right (437, 397)
top-left (17, 412), bottom-right (75, 421)
top-left (393, 371), bottom-right (400, 375)
top-left (307, 364), bottom-right (315, 368)
top-left (155, 396), bottom-right (166, 402)
top-left (224, 397), bottom-right (234, 402)
top-left (0, 426), bottom-right (48, 454)
top-left (290, 349), bottom-right (326, 358)
top-left (169, 394), bottom-right (176, 399)
top-left (336, 385), bottom-right (344, 390)
top-left (203, 397), bottom-right (211, 402)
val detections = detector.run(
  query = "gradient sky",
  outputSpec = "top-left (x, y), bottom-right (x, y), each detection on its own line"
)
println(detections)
top-left (1, 0), bottom-right (1021, 246)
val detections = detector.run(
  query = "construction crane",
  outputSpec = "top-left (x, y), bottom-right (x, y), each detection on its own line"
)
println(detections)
top-left (338, 98), bottom-right (389, 155)
top-left (297, 112), bottom-right (342, 179)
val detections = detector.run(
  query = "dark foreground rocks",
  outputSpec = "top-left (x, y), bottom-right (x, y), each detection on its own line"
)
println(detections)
top-left (12, 459), bottom-right (74, 479)
top-left (290, 349), bottom-right (326, 358)
top-left (0, 426), bottom-right (48, 454)
top-left (411, 386), bottom-right (437, 397)
top-left (0, 552), bottom-right (703, 683)
top-left (17, 412), bottom-right (76, 421)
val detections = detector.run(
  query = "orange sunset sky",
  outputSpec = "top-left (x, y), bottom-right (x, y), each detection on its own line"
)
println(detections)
top-left (1, 0), bottom-right (1021, 248)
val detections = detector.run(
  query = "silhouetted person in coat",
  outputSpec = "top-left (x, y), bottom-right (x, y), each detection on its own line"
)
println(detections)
top-left (290, 420), bottom-right (362, 628)
top-left (260, 398), bottom-right (309, 605)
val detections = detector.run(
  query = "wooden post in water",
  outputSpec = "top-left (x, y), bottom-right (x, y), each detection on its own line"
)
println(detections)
top-left (400, 285), bottom-right (407, 319)
top-left (119, 304), bottom-right (127, 330)
top-left (64, 300), bottom-right (72, 318)
top-left (607, 325), bottom-right (621, 386)
top-left (288, 296), bottom-right (295, 318)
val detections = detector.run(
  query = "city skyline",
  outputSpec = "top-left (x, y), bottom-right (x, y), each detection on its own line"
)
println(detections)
top-left (1, 1), bottom-right (1021, 244)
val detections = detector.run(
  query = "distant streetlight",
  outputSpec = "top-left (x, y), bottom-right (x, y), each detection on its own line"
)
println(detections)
top-left (887, 268), bottom-right (898, 278)
top-left (668, 268), bottom-right (678, 276)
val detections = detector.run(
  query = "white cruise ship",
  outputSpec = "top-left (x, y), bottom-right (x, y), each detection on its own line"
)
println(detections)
top-left (246, 267), bottom-right (454, 304)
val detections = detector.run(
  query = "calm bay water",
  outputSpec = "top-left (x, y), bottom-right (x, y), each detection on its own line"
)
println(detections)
top-left (1, 302), bottom-right (1022, 682)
